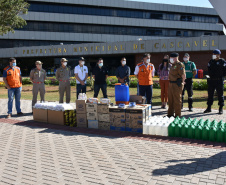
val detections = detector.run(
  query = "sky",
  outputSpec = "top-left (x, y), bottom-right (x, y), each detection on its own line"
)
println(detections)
top-left (126, 0), bottom-right (213, 8)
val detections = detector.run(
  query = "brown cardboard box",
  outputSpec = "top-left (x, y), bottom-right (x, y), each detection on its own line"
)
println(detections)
top-left (129, 95), bottom-right (146, 104)
top-left (98, 113), bottom-right (110, 122)
top-left (97, 104), bottom-right (109, 114)
top-left (48, 110), bottom-right (65, 125)
top-left (126, 106), bottom-right (146, 128)
top-left (76, 100), bottom-right (86, 113)
top-left (98, 122), bottom-right (110, 130)
top-left (33, 108), bottom-right (48, 123)
top-left (87, 112), bottom-right (98, 120)
top-left (88, 120), bottom-right (98, 129)
top-left (86, 103), bottom-right (98, 113)
top-left (77, 113), bottom-right (87, 128)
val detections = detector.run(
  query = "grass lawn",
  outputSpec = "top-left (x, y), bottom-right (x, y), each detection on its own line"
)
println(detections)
top-left (0, 85), bottom-right (225, 110)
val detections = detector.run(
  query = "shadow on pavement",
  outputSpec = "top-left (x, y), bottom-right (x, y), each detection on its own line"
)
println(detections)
top-left (152, 151), bottom-right (226, 176)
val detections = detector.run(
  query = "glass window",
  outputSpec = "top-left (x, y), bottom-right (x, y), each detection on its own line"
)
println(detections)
top-left (151, 13), bottom-right (163, 19)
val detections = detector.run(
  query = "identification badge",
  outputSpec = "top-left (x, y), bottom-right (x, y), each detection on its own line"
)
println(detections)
top-left (84, 69), bottom-right (86, 71)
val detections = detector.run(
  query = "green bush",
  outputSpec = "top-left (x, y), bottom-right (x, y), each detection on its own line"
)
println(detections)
top-left (193, 81), bottom-right (208, 90)
top-left (22, 78), bottom-right (32, 85)
top-left (44, 79), bottom-right (51, 85)
top-left (129, 79), bottom-right (138, 87)
top-left (106, 76), bottom-right (118, 86)
top-left (70, 79), bottom-right (76, 86)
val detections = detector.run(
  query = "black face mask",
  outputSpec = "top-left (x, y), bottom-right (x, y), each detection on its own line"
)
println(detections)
top-left (163, 59), bottom-right (168, 62)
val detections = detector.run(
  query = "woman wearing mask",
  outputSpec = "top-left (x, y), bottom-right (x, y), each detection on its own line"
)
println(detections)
top-left (158, 55), bottom-right (171, 108)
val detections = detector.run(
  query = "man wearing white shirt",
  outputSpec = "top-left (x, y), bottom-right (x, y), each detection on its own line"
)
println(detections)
top-left (134, 53), bottom-right (155, 106)
top-left (74, 57), bottom-right (88, 99)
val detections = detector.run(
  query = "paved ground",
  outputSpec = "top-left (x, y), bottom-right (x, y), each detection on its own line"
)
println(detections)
top-left (0, 99), bottom-right (226, 185)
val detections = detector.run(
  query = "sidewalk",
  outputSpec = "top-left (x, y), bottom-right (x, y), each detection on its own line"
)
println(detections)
top-left (0, 99), bottom-right (226, 185)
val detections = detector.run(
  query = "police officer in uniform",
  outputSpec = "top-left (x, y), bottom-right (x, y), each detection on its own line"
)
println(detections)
top-left (182, 53), bottom-right (197, 111)
top-left (56, 58), bottom-right (71, 103)
top-left (30, 61), bottom-right (46, 108)
top-left (204, 49), bottom-right (226, 114)
top-left (168, 53), bottom-right (186, 117)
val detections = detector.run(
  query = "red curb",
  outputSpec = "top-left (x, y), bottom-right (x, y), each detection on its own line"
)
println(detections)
top-left (0, 118), bottom-right (226, 151)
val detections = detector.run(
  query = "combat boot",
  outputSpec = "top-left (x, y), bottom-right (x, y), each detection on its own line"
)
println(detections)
top-left (188, 98), bottom-right (193, 112)
top-left (219, 106), bottom-right (223, 114)
top-left (204, 106), bottom-right (211, 113)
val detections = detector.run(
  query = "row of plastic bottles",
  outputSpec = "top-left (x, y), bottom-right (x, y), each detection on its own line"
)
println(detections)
top-left (143, 116), bottom-right (175, 136)
top-left (168, 117), bottom-right (226, 143)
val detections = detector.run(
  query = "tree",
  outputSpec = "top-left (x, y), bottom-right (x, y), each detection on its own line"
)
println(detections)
top-left (0, 0), bottom-right (29, 35)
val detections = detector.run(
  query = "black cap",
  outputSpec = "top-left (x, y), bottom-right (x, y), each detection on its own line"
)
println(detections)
top-left (79, 57), bottom-right (85, 61)
top-left (213, 49), bottom-right (221, 55)
top-left (184, 53), bottom-right (190, 57)
top-left (170, 53), bottom-right (179, 57)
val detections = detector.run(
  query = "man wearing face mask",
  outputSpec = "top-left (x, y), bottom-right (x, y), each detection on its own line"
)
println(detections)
top-left (167, 53), bottom-right (186, 117)
top-left (56, 58), bottom-right (71, 103)
top-left (181, 53), bottom-right (197, 112)
top-left (74, 57), bottom-right (88, 99)
top-left (134, 53), bottom-right (155, 105)
top-left (30, 61), bottom-right (47, 109)
top-left (204, 49), bottom-right (226, 114)
top-left (116, 57), bottom-right (131, 85)
top-left (3, 58), bottom-right (23, 118)
top-left (93, 58), bottom-right (109, 98)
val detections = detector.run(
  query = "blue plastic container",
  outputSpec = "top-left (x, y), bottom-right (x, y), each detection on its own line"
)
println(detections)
top-left (195, 69), bottom-right (199, 78)
top-left (115, 83), bottom-right (130, 105)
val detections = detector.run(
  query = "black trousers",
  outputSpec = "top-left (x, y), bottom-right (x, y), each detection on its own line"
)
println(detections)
top-left (94, 84), bottom-right (107, 98)
top-left (139, 85), bottom-right (153, 104)
top-left (182, 78), bottom-right (193, 105)
top-left (207, 79), bottom-right (224, 107)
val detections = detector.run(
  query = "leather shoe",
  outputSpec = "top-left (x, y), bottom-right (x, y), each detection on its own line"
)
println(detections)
top-left (6, 114), bottom-right (11, 119)
top-left (219, 106), bottom-right (223, 114)
top-left (17, 112), bottom-right (24, 116)
top-left (204, 107), bottom-right (211, 113)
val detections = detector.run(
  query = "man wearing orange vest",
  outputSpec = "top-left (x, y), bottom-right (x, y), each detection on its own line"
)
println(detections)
top-left (134, 53), bottom-right (155, 105)
top-left (3, 58), bottom-right (23, 118)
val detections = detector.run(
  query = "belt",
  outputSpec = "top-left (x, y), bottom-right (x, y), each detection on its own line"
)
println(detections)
top-left (60, 80), bottom-right (69, 82)
top-left (170, 81), bottom-right (177, 83)
top-left (33, 82), bottom-right (43, 84)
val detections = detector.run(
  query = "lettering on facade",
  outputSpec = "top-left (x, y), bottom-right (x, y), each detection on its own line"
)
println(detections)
top-left (16, 39), bottom-right (218, 56)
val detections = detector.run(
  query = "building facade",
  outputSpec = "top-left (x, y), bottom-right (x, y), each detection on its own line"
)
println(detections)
top-left (0, 0), bottom-right (226, 76)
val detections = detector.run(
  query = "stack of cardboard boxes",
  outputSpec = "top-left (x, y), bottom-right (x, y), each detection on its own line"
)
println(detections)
top-left (98, 104), bottom-right (110, 130)
top-left (109, 106), bottom-right (127, 131)
top-left (86, 103), bottom-right (98, 129)
top-left (76, 100), bottom-right (87, 128)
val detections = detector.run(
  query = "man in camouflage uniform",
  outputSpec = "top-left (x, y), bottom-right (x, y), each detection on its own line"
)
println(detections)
top-left (30, 61), bottom-right (46, 108)
top-left (56, 58), bottom-right (71, 103)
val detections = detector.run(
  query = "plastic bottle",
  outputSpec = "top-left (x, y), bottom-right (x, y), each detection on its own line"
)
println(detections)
top-left (202, 126), bottom-right (210, 141)
top-left (195, 125), bottom-right (202, 140)
top-left (209, 126), bottom-right (217, 142)
top-left (168, 122), bottom-right (176, 137)
top-left (175, 123), bottom-right (182, 137)
top-left (181, 124), bottom-right (189, 138)
top-left (187, 124), bottom-right (196, 139)
top-left (216, 127), bottom-right (225, 143)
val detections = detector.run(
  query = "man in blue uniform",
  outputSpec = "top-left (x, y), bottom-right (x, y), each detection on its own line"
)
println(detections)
top-left (204, 49), bottom-right (226, 114)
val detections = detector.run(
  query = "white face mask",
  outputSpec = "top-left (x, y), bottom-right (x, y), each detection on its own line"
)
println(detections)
top-left (146, 59), bottom-right (150, 63)
top-left (81, 61), bottom-right (85, 65)
top-left (212, 55), bottom-right (217, 60)
top-left (183, 58), bottom-right (189, 62)
top-left (63, 62), bottom-right (67, 66)
top-left (99, 63), bottom-right (103, 67)
top-left (122, 60), bottom-right (126, 65)
top-left (170, 58), bottom-right (175, 64)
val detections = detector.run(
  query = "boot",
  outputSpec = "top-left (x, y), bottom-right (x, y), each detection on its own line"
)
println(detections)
top-left (204, 106), bottom-right (211, 113)
top-left (188, 98), bottom-right (193, 112)
top-left (219, 106), bottom-right (223, 114)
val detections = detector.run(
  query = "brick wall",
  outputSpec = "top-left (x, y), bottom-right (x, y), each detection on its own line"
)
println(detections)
top-left (135, 50), bottom-right (226, 74)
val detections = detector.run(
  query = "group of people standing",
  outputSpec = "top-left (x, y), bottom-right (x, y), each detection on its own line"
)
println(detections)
top-left (2, 49), bottom-right (226, 119)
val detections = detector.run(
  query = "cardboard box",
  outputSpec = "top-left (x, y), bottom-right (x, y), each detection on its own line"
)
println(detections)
top-left (33, 108), bottom-right (48, 123)
top-left (129, 95), bottom-right (146, 104)
top-left (97, 104), bottom-right (109, 114)
top-left (88, 120), bottom-right (98, 129)
top-left (86, 103), bottom-right (98, 113)
top-left (125, 127), bottom-right (143, 133)
top-left (98, 122), bottom-right (110, 130)
top-left (76, 100), bottom-right (86, 113)
top-left (87, 112), bottom-right (98, 120)
top-left (98, 113), bottom-right (110, 122)
top-left (77, 113), bottom-right (87, 128)
top-left (48, 110), bottom-right (65, 125)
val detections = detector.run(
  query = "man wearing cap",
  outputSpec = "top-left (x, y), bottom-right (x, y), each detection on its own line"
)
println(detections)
top-left (3, 58), bottom-right (23, 118)
top-left (168, 53), bottom-right (186, 117)
top-left (181, 53), bottom-right (197, 111)
top-left (56, 58), bottom-right (71, 103)
top-left (204, 49), bottom-right (226, 114)
top-left (30, 61), bottom-right (47, 109)
top-left (74, 57), bottom-right (88, 99)
top-left (134, 53), bottom-right (155, 105)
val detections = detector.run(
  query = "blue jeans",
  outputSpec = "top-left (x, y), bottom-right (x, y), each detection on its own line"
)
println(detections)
top-left (139, 85), bottom-right (153, 104)
top-left (8, 87), bottom-right (22, 114)
top-left (77, 84), bottom-right (86, 99)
